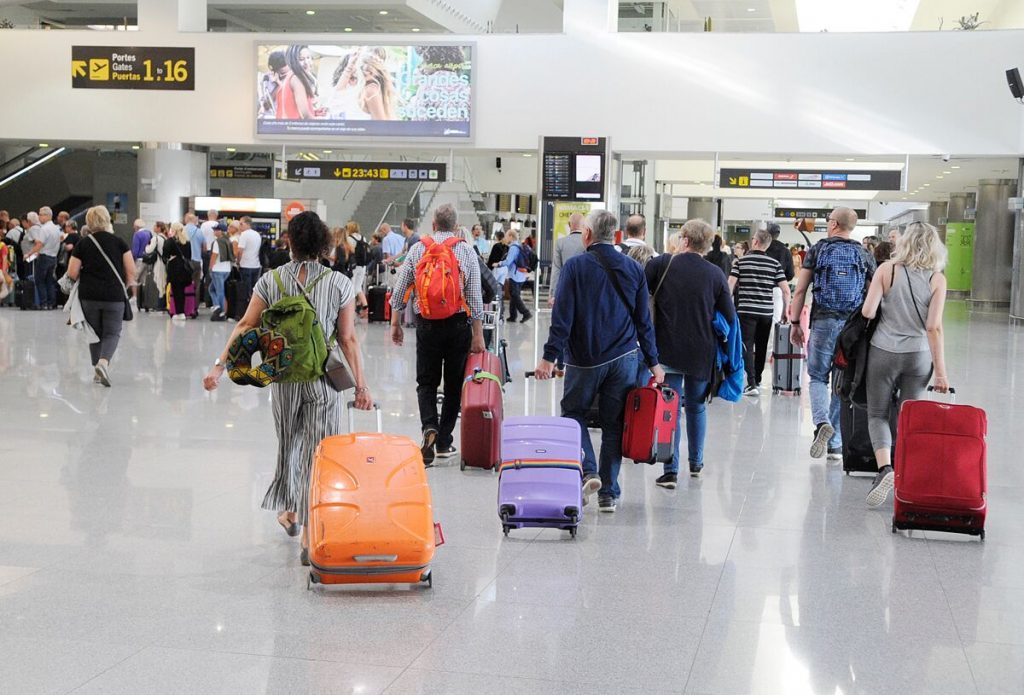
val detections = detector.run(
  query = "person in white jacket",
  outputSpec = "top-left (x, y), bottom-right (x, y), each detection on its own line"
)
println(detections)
top-left (144, 221), bottom-right (167, 310)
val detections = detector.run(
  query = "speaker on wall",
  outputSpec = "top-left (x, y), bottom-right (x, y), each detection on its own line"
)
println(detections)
top-left (1007, 68), bottom-right (1023, 100)
top-left (495, 156), bottom-right (502, 170)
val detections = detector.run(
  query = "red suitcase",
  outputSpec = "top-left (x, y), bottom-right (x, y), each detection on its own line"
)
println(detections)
top-left (622, 378), bottom-right (679, 464)
top-left (459, 351), bottom-right (504, 471)
top-left (892, 390), bottom-right (987, 539)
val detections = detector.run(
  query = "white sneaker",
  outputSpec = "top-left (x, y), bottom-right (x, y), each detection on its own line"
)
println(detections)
top-left (172, 314), bottom-right (186, 322)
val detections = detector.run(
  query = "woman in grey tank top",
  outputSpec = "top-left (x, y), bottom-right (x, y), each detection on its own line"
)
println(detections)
top-left (859, 222), bottom-right (950, 508)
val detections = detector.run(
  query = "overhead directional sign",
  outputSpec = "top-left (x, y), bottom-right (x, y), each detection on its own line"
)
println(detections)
top-left (720, 168), bottom-right (902, 191)
top-left (286, 161), bottom-right (447, 182)
top-left (72, 46), bottom-right (195, 90)
top-left (209, 166), bottom-right (272, 180)
top-left (775, 207), bottom-right (867, 219)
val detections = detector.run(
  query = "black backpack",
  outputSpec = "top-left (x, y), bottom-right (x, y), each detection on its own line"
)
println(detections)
top-left (518, 243), bottom-right (538, 272)
top-left (351, 236), bottom-right (370, 267)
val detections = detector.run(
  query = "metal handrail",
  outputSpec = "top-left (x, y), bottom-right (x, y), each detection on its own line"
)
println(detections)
top-left (0, 146), bottom-right (38, 173)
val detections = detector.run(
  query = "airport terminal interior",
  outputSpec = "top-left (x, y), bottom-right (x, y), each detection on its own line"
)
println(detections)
top-left (3, 1), bottom-right (1024, 693)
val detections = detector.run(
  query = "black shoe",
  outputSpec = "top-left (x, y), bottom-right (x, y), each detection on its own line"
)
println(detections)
top-left (827, 447), bottom-right (843, 461)
top-left (689, 463), bottom-right (703, 478)
top-left (810, 423), bottom-right (835, 459)
top-left (655, 473), bottom-right (678, 489)
top-left (520, 312), bottom-right (532, 323)
top-left (435, 444), bottom-right (457, 459)
top-left (210, 311), bottom-right (227, 322)
top-left (598, 496), bottom-right (618, 513)
top-left (866, 465), bottom-right (895, 508)
top-left (421, 429), bottom-right (437, 467)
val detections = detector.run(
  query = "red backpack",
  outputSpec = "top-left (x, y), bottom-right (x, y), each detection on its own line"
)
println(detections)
top-left (413, 236), bottom-right (467, 320)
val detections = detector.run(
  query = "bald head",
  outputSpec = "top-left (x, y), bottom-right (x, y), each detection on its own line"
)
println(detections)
top-left (830, 207), bottom-right (858, 235)
top-left (568, 213), bottom-right (584, 232)
top-left (625, 214), bottom-right (646, 239)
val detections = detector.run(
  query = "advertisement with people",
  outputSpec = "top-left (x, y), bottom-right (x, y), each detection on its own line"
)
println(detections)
top-left (256, 43), bottom-right (473, 139)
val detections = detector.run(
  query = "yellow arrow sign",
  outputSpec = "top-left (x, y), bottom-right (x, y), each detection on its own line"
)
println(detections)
top-left (72, 60), bottom-right (87, 78)
top-left (728, 177), bottom-right (737, 185)
top-left (334, 168), bottom-right (342, 178)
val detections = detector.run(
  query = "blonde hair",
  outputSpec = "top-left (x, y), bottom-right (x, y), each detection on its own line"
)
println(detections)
top-left (680, 219), bottom-right (714, 254)
top-left (84, 205), bottom-right (112, 233)
top-left (171, 221), bottom-right (189, 245)
top-left (666, 231), bottom-right (683, 254)
top-left (891, 221), bottom-right (947, 272)
top-left (627, 243), bottom-right (654, 266)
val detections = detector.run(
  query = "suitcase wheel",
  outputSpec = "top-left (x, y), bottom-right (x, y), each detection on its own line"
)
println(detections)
top-left (979, 529), bottom-right (986, 541)
top-left (460, 459), bottom-right (466, 472)
top-left (502, 525), bottom-right (510, 537)
top-left (772, 388), bottom-right (779, 395)
top-left (891, 518), bottom-right (897, 534)
top-left (795, 388), bottom-right (801, 395)
top-left (421, 570), bottom-right (433, 588)
top-left (569, 527), bottom-right (577, 540)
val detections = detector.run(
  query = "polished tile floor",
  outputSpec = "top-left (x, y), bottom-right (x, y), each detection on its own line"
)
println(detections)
top-left (1, 301), bottom-right (1022, 694)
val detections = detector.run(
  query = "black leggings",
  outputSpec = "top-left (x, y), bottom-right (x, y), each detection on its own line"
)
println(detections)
top-left (739, 313), bottom-right (773, 387)
top-left (170, 280), bottom-right (188, 316)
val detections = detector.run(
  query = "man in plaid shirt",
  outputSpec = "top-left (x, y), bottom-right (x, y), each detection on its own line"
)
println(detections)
top-left (391, 203), bottom-right (485, 466)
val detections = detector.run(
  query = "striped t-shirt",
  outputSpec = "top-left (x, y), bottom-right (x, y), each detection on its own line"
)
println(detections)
top-left (730, 251), bottom-right (785, 316)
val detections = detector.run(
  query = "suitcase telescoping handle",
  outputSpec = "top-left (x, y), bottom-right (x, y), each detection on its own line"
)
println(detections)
top-left (926, 385), bottom-right (956, 402)
top-left (347, 401), bottom-right (383, 433)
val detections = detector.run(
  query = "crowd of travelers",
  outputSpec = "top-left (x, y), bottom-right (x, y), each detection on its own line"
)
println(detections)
top-left (3, 200), bottom-right (949, 558)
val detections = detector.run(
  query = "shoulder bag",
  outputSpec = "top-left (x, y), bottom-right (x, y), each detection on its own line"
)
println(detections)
top-left (88, 234), bottom-right (133, 322)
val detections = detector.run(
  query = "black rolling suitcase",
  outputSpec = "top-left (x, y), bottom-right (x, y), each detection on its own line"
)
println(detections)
top-left (225, 270), bottom-right (243, 320)
top-left (772, 322), bottom-right (803, 394)
top-left (840, 394), bottom-right (897, 475)
top-left (366, 269), bottom-right (390, 323)
top-left (15, 278), bottom-right (35, 310)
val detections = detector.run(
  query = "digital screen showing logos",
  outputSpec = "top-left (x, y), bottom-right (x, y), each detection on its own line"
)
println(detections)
top-left (719, 168), bottom-right (902, 191)
top-left (286, 161), bottom-right (447, 182)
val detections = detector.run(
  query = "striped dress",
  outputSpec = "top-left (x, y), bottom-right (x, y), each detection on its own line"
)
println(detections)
top-left (254, 260), bottom-right (355, 525)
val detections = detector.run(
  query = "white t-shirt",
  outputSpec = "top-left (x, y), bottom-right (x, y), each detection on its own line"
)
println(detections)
top-left (238, 228), bottom-right (263, 269)
top-left (200, 221), bottom-right (218, 247)
top-left (211, 237), bottom-right (233, 273)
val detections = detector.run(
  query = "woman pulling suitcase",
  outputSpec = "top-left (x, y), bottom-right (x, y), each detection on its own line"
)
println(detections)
top-left (203, 211), bottom-right (373, 565)
top-left (859, 222), bottom-right (949, 507)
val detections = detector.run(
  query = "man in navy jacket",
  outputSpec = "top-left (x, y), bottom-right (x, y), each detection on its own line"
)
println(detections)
top-left (534, 209), bottom-right (663, 512)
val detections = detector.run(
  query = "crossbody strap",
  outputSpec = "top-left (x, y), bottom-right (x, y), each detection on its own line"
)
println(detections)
top-left (903, 265), bottom-right (928, 330)
top-left (589, 247), bottom-right (633, 314)
top-left (88, 235), bottom-right (128, 300)
top-left (652, 254), bottom-right (676, 305)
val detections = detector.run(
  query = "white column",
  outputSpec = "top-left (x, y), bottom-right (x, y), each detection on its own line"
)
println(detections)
top-left (137, 144), bottom-right (209, 226)
top-left (178, 0), bottom-right (207, 32)
top-left (564, 0), bottom-right (617, 34)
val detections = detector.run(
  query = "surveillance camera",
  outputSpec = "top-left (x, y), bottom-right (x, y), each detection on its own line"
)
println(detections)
top-left (941, 154), bottom-right (951, 162)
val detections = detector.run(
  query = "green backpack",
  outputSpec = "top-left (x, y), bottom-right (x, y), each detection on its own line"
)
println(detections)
top-left (260, 269), bottom-right (331, 383)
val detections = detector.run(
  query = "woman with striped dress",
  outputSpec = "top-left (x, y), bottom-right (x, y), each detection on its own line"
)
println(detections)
top-left (203, 211), bottom-right (373, 565)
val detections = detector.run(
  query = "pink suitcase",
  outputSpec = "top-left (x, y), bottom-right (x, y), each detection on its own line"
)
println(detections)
top-left (168, 283), bottom-right (198, 318)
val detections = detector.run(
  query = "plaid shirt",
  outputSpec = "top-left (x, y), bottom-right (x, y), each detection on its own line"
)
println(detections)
top-left (390, 231), bottom-right (484, 321)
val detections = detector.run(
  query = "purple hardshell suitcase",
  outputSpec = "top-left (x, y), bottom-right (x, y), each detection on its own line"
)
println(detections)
top-left (498, 416), bottom-right (583, 539)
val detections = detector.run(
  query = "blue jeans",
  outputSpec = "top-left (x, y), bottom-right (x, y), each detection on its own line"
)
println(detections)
top-left (807, 317), bottom-right (844, 449)
top-left (663, 373), bottom-right (710, 475)
top-left (210, 270), bottom-right (228, 312)
top-left (240, 267), bottom-right (261, 309)
top-left (33, 254), bottom-right (57, 307)
top-left (561, 350), bottom-right (640, 499)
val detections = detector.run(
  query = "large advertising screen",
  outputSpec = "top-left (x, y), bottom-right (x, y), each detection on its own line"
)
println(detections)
top-left (256, 43), bottom-right (473, 139)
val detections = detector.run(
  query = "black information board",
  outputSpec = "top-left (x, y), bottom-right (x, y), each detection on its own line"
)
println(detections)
top-left (721, 168), bottom-right (902, 191)
top-left (71, 46), bottom-right (195, 90)
top-left (542, 136), bottom-right (607, 201)
top-left (287, 161), bottom-right (446, 182)
top-left (775, 207), bottom-right (868, 219)
top-left (209, 166), bottom-right (272, 180)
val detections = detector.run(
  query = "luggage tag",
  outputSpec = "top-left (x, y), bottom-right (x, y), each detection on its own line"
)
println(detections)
top-left (434, 522), bottom-right (446, 546)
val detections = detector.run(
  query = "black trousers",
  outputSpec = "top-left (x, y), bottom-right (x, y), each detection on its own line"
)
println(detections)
top-left (507, 280), bottom-right (529, 321)
top-left (739, 313), bottom-right (774, 387)
top-left (415, 315), bottom-right (472, 448)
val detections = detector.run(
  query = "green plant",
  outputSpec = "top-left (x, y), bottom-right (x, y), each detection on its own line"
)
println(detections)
top-left (956, 12), bottom-right (986, 30)
top-left (0, 18), bottom-right (14, 29)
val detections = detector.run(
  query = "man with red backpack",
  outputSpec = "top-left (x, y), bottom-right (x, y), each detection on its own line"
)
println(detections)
top-left (391, 204), bottom-right (485, 466)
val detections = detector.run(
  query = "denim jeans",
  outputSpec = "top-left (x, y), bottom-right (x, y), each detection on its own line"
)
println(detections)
top-left (240, 267), bottom-right (261, 310)
top-left (210, 270), bottom-right (228, 312)
top-left (663, 373), bottom-right (710, 475)
top-left (807, 316), bottom-right (844, 449)
top-left (33, 254), bottom-right (58, 307)
top-left (561, 350), bottom-right (639, 499)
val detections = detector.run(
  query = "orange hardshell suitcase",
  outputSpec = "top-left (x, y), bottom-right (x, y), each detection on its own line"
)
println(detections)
top-left (306, 402), bottom-right (436, 588)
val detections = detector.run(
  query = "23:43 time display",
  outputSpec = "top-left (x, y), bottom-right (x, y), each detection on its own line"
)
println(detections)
top-left (142, 59), bottom-right (190, 82)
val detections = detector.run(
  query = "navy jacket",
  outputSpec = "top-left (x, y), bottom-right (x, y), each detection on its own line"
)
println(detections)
top-left (543, 243), bottom-right (658, 369)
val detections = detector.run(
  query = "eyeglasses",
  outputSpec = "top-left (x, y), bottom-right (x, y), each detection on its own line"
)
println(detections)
top-left (827, 218), bottom-right (837, 224)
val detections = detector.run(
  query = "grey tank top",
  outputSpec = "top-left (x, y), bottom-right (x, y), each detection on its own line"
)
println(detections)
top-left (871, 265), bottom-right (932, 353)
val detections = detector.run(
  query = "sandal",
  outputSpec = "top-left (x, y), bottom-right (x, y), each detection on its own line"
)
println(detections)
top-left (277, 514), bottom-right (300, 537)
